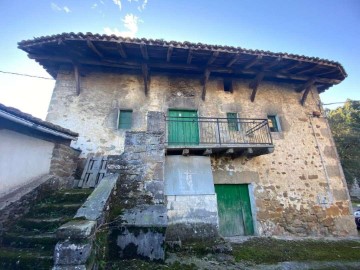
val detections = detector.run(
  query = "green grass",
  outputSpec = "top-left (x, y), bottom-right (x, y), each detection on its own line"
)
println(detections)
top-left (233, 238), bottom-right (360, 264)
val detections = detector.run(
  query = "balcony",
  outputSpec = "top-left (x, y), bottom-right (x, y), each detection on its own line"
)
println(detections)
top-left (165, 116), bottom-right (274, 156)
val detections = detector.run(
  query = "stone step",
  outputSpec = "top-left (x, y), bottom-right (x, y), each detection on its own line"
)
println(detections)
top-left (26, 203), bottom-right (82, 219)
top-left (14, 217), bottom-right (73, 233)
top-left (0, 247), bottom-right (53, 269)
top-left (39, 189), bottom-right (93, 205)
top-left (2, 232), bottom-right (58, 249)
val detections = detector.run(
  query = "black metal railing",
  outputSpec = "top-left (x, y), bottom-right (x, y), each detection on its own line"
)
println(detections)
top-left (165, 116), bottom-right (273, 146)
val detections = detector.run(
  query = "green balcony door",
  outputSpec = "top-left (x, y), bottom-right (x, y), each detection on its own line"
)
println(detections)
top-left (168, 110), bottom-right (199, 145)
top-left (215, 184), bottom-right (254, 236)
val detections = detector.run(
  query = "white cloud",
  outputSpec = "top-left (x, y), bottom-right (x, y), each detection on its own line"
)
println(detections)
top-left (113, 0), bottom-right (122, 10)
top-left (92, 3), bottom-right (98, 9)
top-left (104, 13), bottom-right (141, 38)
top-left (51, 2), bottom-right (71, 13)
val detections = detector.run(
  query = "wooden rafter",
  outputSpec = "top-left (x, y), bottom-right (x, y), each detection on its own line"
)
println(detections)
top-left (264, 57), bottom-right (282, 70)
top-left (87, 40), bottom-right (103, 58)
top-left (226, 53), bottom-right (241, 67)
top-left (141, 63), bottom-right (149, 95)
top-left (278, 61), bottom-right (303, 73)
top-left (244, 55), bottom-right (262, 69)
top-left (207, 51), bottom-right (219, 65)
top-left (296, 64), bottom-right (319, 75)
top-left (249, 71), bottom-right (265, 102)
top-left (29, 54), bottom-right (342, 85)
top-left (140, 43), bottom-right (149, 60)
top-left (202, 69), bottom-right (211, 101)
top-left (74, 64), bottom-right (81, 95)
top-left (295, 78), bottom-right (316, 92)
top-left (167, 46), bottom-right (173, 62)
top-left (187, 49), bottom-right (193, 64)
top-left (117, 42), bottom-right (127, 58)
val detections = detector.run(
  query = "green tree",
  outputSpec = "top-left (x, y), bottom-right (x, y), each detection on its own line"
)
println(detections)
top-left (327, 100), bottom-right (360, 185)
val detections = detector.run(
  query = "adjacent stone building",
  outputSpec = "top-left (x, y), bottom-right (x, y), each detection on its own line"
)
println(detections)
top-left (18, 33), bottom-right (357, 241)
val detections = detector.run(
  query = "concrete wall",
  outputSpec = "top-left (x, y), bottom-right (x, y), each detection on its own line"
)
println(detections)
top-left (47, 69), bottom-right (356, 236)
top-left (0, 129), bottom-right (54, 198)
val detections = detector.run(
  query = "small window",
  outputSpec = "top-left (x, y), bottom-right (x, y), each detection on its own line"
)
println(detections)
top-left (118, 110), bottom-right (133, 129)
top-left (268, 115), bottom-right (280, 132)
top-left (227, 112), bottom-right (239, 131)
top-left (224, 78), bottom-right (233, 93)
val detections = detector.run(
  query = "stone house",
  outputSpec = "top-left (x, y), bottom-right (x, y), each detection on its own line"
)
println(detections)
top-left (0, 102), bottom-right (79, 211)
top-left (18, 33), bottom-right (356, 242)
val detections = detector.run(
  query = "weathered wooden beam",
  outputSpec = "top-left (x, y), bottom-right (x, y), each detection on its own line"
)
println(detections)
top-left (74, 64), bottom-right (80, 95)
top-left (86, 40), bottom-right (103, 58)
top-left (295, 78), bottom-right (316, 92)
top-left (226, 53), bottom-right (241, 67)
top-left (29, 54), bottom-right (342, 85)
top-left (202, 69), bottom-right (211, 101)
top-left (244, 55), bottom-right (262, 69)
top-left (301, 86), bottom-right (312, 106)
top-left (182, 149), bottom-right (190, 156)
top-left (167, 46), bottom-right (173, 62)
top-left (295, 64), bottom-right (319, 75)
top-left (249, 71), bottom-right (265, 102)
top-left (278, 61), bottom-right (303, 73)
top-left (140, 43), bottom-right (149, 60)
top-left (264, 57), bottom-right (282, 70)
top-left (207, 51), bottom-right (219, 65)
top-left (245, 148), bottom-right (253, 157)
top-left (203, 149), bottom-right (212, 156)
top-left (142, 63), bottom-right (149, 95)
top-left (187, 49), bottom-right (193, 64)
top-left (117, 42), bottom-right (127, 58)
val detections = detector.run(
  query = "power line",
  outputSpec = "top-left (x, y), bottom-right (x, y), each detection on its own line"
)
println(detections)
top-left (323, 101), bottom-right (360, 105)
top-left (0, 70), bottom-right (54, 80)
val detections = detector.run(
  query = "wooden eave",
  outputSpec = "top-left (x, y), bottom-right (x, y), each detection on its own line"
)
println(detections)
top-left (18, 33), bottom-right (347, 98)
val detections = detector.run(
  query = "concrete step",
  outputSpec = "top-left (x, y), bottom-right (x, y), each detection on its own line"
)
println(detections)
top-left (0, 247), bottom-right (53, 269)
top-left (40, 188), bottom-right (93, 205)
top-left (2, 232), bottom-right (57, 249)
top-left (26, 203), bottom-right (83, 219)
top-left (14, 217), bottom-right (73, 233)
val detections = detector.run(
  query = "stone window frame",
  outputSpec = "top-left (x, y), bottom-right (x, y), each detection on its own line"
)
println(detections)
top-left (117, 109), bottom-right (133, 130)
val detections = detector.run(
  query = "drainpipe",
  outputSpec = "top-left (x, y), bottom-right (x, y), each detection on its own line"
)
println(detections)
top-left (0, 109), bottom-right (77, 141)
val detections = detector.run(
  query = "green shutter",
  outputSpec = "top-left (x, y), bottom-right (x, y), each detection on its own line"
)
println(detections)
top-left (118, 110), bottom-right (132, 129)
top-left (168, 110), bottom-right (199, 145)
top-left (267, 115), bottom-right (279, 132)
top-left (227, 112), bottom-right (239, 131)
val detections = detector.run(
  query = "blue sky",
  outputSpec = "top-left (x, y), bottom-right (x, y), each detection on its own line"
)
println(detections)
top-left (0, 0), bottom-right (359, 119)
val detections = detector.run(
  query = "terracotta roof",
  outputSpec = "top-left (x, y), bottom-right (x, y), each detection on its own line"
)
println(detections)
top-left (18, 32), bottom-right (347, 92)
top-left (0, 103), bottom-right (78, 138)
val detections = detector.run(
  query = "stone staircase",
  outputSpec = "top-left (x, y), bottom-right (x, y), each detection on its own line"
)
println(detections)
top-left (0, 188), bottom-right (92, 269)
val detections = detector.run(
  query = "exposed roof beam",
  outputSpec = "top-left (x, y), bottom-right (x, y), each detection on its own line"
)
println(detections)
top-left (207, 51), bottom-right (219, 65)
top-left (140, 43), bottom-right (149, 60)
top-left (86, 40), bottom-right (103, 58)
top-left (295, 64), bottom-right (319, 75)
top-left (249, 71), bottom-right (265, 102)
top-left (167, 46), bottom-right (173, 62)
top-left (117, 42), bottom-right (127, 58)
top-left (244, 55), bottom-right (262, 69)
top-left (278, 61), bottom-right (303, 73)
top-left (295, 78), bottom-right (316, 92)
top-left (141, 63), bottom-right (149, 95)
top-left (264, 57), bottom-right (282, 70)
top-left (187, 49), bottom-right (193, 64)
top-left (28, 54), bottom-right (342, 85)
top-left (226, 53), bottom-right (241, 67)
top-left (202, 69), bottom-right (210, 101)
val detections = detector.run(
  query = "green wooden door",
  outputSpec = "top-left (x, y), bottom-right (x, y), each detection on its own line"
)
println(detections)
top-left (168, 110), bottom-right (199, 145)
top-left (215, 184), bottom-right (254, 236)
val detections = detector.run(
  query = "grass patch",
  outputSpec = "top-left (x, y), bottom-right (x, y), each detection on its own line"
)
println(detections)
top-left (233, 238), bottom-right (360, 264)
top-left (106, 260), bottom-right (197, 270)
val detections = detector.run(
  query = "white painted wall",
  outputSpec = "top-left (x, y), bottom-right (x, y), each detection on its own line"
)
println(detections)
top-left (0, 129), bottom-right (54, 197)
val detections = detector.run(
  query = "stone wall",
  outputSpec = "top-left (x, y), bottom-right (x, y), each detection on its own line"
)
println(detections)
top-left (50, 143), bottom-right (81, 187)
top-left (47, 69), bottom-right (356, 237)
